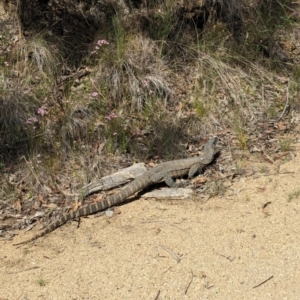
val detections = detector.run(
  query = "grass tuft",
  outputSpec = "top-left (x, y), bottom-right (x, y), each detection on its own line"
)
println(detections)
top-left (92, 34), bottom-right (172, 111)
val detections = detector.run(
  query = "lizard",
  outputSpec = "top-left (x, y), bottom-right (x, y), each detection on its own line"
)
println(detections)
top-left (13, 136), bottom-right (218, 245)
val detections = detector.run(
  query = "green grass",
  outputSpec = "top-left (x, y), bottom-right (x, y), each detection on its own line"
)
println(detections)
top-left (259, 165), bottom-right (270, 174)
top-left (279, 138), bottom-right (292, 151)
top-left (37, 279), bottom-right (47, 286)
top-left (288, 189), bottom-right (300, 202)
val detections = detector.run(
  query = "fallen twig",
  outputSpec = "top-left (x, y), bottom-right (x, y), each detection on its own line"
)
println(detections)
top-left (185, 270), bottom-right (194, 295)
top-left (157, 243), bottom-right (181, 263)
top-left (8, 266), bottom-right (40, 274)
top-left (154, 290), bottom-right (160, 300)
top-left (253, 275), bottom-right (274, 288)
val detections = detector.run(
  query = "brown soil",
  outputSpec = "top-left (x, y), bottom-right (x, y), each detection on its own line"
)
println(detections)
top-left (1, 144), bottom-right (300, 300)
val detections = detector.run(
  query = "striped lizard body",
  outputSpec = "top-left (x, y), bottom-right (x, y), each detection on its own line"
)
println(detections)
top-left (14, 136), bottom-right (218, 245)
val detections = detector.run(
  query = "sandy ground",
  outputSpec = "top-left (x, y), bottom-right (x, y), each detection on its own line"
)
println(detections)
top-left (1, 145), bottom-right (300, 300)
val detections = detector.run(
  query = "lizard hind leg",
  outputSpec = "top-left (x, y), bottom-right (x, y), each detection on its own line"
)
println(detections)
top-left (165, 174), bottom-right (190, 188)
top-left (163, 174), bottom-right (176, 187)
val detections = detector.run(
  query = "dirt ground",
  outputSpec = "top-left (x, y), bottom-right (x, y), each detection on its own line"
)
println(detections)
top-left (1, 144), bottom-right (300, 300)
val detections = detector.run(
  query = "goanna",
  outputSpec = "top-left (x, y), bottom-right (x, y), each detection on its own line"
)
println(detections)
top-left (14, 136), bottom-right (218, 245)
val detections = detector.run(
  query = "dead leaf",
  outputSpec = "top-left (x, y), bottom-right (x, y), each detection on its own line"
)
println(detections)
top-left (49, 184), bottom-right (62, 194)
top-left (94, 194), bottom-right (105, 202)
top-left (94, 120), bottom-right (106, 127)
top-left (256, 186), bottom-right (266, 193)
top-left (44, 203), bottom-right (57, 209)
top-left (13, 199), bottom-right (22, 212)
top-left (191, 176), bottom-right (207, 185)
top-left (175, 102), bottom-right (183, 118)
top-left (8, 174), bottom-right (18, 184)
top-left (98, 142), bottom-right (105, 154)
top-left (113, 207), bottom-right (121, 215)
top-left (25, 223), bottom-right (37, 232)
top-left (72, 201), bottom-right (81, 211)
top-left (148, 161), bottom-right (156, 168)
top-left (262, 152), bottom-right (274, 164)
top-left (276, 121), bottom-right (286, 131)
top-left (33, 200), bottom-right (42, 209)
top-left (38, 194), bottom-right (46, 204)
top-left (175, 101), bottom-right (182, 111)
top-left (43, 185), bottom-right (52, 193)
top-left (273, 152), bottom-right (289, 161)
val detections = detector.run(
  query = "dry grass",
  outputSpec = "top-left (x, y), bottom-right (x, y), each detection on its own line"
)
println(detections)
top-left (191, 50), bottom-right (291, 128)
top-left (1, 0), bottom-right (299, 204)
top-left (12, 33), bottom-right (60, 79)
top-left (93, 34), bottom-right (172, 111)
top-left (0, 89), bottom-right (38, 153)
top-left (0, 32), bottom-right (64, 158)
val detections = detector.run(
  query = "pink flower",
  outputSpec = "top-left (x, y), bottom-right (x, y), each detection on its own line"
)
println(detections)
top-left (104, 112), bottom-right (117, 121)
top-left (37, 105), bottom-right (47, 116)
top-left (277, 76), bottom-right (288, 83)
top-left (26, 117), bottom-right (38, 124)
top-left (97, 39), bottom-right (109, 45)
top-left (91, 92), bottom-right (98, 97)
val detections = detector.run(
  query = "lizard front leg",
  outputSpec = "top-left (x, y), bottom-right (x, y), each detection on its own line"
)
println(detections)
top-left (163, 173), bottom-right (176, 187)
top-left (188, 163), bottom-right (202, 179)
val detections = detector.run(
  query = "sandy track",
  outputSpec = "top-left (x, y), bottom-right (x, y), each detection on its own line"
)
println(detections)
top-left (1, 148), bottom-right (300, 300)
